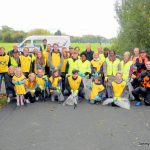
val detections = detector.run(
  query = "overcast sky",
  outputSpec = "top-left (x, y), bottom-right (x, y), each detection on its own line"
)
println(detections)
top-left (0, 0), bottom-right (119, 38)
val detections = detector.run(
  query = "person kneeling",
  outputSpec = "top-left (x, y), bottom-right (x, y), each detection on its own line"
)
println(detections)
top-left (24, 73), bottom-right (41, 103)
top-left (49, 70), bottom-right (64, 102)
top-left (103, 72), bottom-right (130, 109)
top-left (64, 70), bottom-right (85, 101)
top-left (89, 77), bottom-right (105, 104)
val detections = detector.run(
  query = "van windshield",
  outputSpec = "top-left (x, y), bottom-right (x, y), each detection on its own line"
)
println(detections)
top-left (33, 40), bottom-right (42, 47)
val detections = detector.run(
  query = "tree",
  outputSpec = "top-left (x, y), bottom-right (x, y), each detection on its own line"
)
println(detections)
top-left (115, 0), bottom-right (150, 52)
top-left (28, 29), bottom-right (50, 36)
top-left (54, 30), bottom-right (62, 35)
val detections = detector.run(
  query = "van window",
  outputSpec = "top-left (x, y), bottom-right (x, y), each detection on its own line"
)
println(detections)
top-left (23, 40), bottom-right (31, 47)
top-left (33, 40), bottom-right (42, 47)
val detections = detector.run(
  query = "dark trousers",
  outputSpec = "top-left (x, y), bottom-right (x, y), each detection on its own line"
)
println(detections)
top-left (132, 87), bottom-right (146, 101)
top-left (45, 66), bottom-right (50, 77)
top-left (61, 72), bottom-right (66, 93)
top-left (24, 92), bottom-right (35, 103)
top-left (6, 87), bottom-right (16, 97)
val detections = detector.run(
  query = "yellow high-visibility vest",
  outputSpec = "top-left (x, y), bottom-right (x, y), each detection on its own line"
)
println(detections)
top-left (0, 54), bottom-right (9, 73)
top-left (120, 60), bottom-right (133, 80)
top-left (10, 57), bottom-right (19, 67)
top-left (67, 58), bottom-right (78, 74)
top-left (90, 83), bottom-right (104, 100)
top-left (112, 81), bottom-right (126, 97)
top-left (68, 76), bottom-right (82, 91)
top-left (105, 58), bottom-right (120, 76)
top-left (76, 59), bottom-right (91, 74)
top-left (20, 55), bottom-right (32, 73)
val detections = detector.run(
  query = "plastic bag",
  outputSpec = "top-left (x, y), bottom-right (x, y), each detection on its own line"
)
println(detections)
top-left (82, 77), bottom-right (92, 100)
top-left (114, 98), bottom-right (130, 110)
top-left (63, 92), bottom-right (78, 107)
top-left (102, 97), bottom-right (130, 110)
top-left (102, 98), bottom-right (114, 105)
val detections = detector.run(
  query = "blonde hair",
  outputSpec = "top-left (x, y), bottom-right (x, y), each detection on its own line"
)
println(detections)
top-left (93, 52), bottom-right (99, 58)
top-left (14, 67), bottom-right (23, 77)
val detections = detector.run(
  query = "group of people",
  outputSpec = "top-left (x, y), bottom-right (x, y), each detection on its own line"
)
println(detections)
top-left (0, 38), bottom-right (150, 108)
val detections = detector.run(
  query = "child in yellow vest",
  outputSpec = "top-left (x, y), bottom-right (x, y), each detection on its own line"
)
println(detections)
top-left (24, 73), bottom-right (41, 103)
top-left (12, 67), bottom-right (26, 106)
top-left (36, 68), bottom-right (49, 100)
top-left (103, 72), bottom-right (130, 109)
top-left (91, 52), bottom-right (104, 78)
top-left (89, 77), bottom-right (105, 104)
top-left (49, 70), bottom-right (64, 102)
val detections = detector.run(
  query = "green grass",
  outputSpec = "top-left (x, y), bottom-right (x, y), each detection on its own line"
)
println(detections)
top-left (71, 43), bottom-right (111, 52)
top-left (0, 43), bottom-right (14, 52)
top-left (0, 42), bottom-right (111, 53)
top-left (0, 96), bottom-right (7, 108)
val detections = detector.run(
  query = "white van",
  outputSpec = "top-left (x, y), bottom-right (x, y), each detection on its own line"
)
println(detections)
top-left (18, 35), bottom-right (70, 52)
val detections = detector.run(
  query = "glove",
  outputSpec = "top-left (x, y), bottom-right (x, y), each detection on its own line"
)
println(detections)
top-left (131, 74), bottom-right (136, 79)
top-left (78, 72), bottom-right (85, 77)
top-left (94, 95), bottom-right (101, 101)
top-left (31, 90), bottom-right (35, 94)
top-left (94, 72), bottom-right (99, 77)
top-left (56, 86), bottom-right (61, 91)
top-left (75, 90), bottom-right (78, 94)
top-left (113, 97), bottom-right (121, 102)
top-left (104, 77), bottom-right (108, 82)
top-left (42, 75), bottom-right (48, 81)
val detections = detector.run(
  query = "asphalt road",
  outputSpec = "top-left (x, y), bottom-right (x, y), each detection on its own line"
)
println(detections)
top-left (0, 99), bottom-right (150, 150)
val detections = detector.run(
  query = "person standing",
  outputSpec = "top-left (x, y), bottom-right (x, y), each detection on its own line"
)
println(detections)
top-left (48, 43), bottom-right (63, 76)
top-left (40, 39), bottom-right (47, 52)
top-left (83, 43), bottom-right (94, 61)
top-left (20, 47), bottom-right (32, 77)
top-left (103, 50), bottom-right (121, 98)
top-left (0, 47), bottom-right (10, 92)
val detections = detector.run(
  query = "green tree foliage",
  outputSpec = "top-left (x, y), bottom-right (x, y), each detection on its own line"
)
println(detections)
top-left (1, 26), bottom-right (26, 42)
top-left (115, 0), bottom-right (150, 52)
top-left (28, 29), bottom-right (50, 36)
top-left (54, 30), bottom-right (62, 35)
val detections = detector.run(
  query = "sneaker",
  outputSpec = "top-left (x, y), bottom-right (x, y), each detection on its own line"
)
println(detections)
top-left (135, 101), bottom-right (142, 106)
top-left (7, 97), bottom-right (10, 103)
top-left (35, 97), bottom-right (39, 101)
top-left (17, 103), bottom-right (20, 106)
top-left (25, 99), bottom-right (30, 104)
